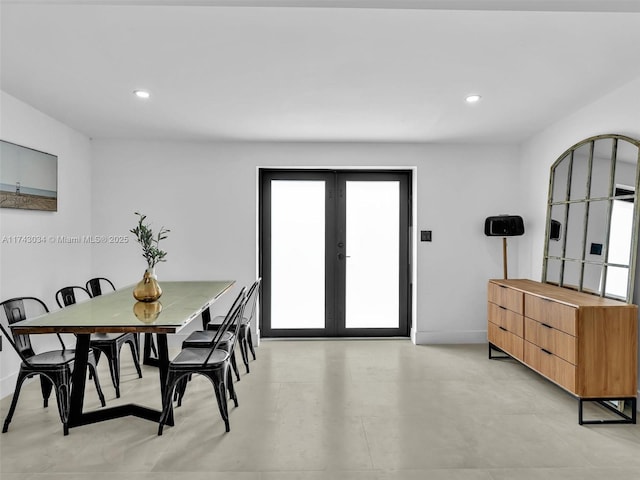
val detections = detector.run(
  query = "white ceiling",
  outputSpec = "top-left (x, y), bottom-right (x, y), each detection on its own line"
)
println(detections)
top-left (2, 0), bottom-right (640, 143)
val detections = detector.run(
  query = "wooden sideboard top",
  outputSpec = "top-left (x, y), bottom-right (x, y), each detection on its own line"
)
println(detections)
top-left (489, 278), bottom-right (637, 310)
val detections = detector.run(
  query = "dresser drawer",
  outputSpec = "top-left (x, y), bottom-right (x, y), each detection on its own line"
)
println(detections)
top-left (524, 317), bottom-right (576, 365)
top-left (524, 294), bottom-right (577, 336)
top-left (488, 321), bottom-right (524, 361)
top-left (488, 282), bottom-right (523, 314)
top-left (488, 302), bottom-right (524, 337)
top-left (524, 340), bottom-right (576, 393)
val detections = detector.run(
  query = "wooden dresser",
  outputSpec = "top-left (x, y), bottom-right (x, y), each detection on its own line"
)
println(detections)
top-left (487, 278), bottom-right (638, 423)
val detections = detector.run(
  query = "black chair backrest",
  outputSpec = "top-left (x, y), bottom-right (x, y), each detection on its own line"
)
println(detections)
top-left (86, 277), bottom-right (115, 297)
top-left (202, 287), bottom-right (247, 366)
top-left (55, 286), bottom-right (92, 308)
top-left (244, 277), bottom-right (261, 323)
top-left (0, 297), bottom-right (50, 362)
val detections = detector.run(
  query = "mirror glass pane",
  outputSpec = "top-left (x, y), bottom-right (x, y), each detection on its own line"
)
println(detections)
top-left (583, 263), bottom-right (603, 295)
top-left (570, 143), bottom-right (590, 200)
top-left (565, 202), bottom-right (586, 260)
top-left (605, 266), bottom-right (629, 300)
top-left (552, 154), bottom-right (570, 202)
top-left (591, 138), bottom-right (614, 199)
top-left (585, 200), bottom-right (608, 263)
top-left (545, 259), bottom-right (562, 286)
top-left (609, 198), bottom-right (633, 267)
top-left (615, 139), bottom-right (638, 194)
top-left (563, 260), bottom-right (581, 290)
top-left (548, 204), bottom-right (566, 258)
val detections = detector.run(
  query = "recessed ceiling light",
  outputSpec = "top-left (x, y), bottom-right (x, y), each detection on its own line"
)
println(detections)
top-left (134, 90), bottom-right (150, 99)
top-left (465, 94), bottom-right (482, 103)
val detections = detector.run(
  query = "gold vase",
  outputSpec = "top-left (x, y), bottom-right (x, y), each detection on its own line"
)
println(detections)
top-left (133, 269), bottom-right (162, 302)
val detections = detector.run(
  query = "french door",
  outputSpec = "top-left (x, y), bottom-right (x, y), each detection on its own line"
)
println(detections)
top-left (259, 169), bottom-right (411, 337)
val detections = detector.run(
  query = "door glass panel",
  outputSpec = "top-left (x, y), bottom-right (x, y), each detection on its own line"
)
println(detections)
top-left (345, 181), bottom-right (399, 328)
top-left (271, 180), bottom-right (325, 329)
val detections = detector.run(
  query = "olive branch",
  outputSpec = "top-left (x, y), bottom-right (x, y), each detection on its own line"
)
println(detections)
top-left (130, 212), bottom-right (170, 269)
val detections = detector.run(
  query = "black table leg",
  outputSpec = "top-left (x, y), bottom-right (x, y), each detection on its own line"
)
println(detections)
top-left (156, 333), bottom-right (174, 426)
top-left (61, 317), bottom-right (212, 431)
top-left (68, 334), bottom-right (91, 428)
top-left (143, 333), bottom-right (160, 366)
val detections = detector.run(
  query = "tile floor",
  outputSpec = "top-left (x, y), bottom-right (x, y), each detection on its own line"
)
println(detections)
top-left (1, 340), bottom-right (640, 479)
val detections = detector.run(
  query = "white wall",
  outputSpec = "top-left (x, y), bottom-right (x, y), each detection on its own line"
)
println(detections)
top-left (0, 91), bottom-right (93, 398)
top-left (90, 140), bottom-right (520, 345)
top-left (518, 75), bottom-right (640, 399)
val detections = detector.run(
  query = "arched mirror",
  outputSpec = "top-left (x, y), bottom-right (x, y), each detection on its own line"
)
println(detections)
top-left (542, 134), bottom-right (640, 302)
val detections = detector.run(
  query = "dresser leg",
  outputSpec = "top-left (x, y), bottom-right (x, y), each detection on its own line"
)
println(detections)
top-left (578, 397), bottom-right (637, 425)
top-left (488, 342), bottom-right (511, 360)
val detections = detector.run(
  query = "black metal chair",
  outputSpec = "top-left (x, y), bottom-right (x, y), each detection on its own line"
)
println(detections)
top-left (175, 287), bottom-right (248, 405)
top-left (86, 277), bottom-right (157, 361)
top-left (55, 286), bottom-right (142, 398)
top-left (206, 278), bottom-right (260, 373)
top-left (1, 297), bottom-right (106, 435)
top-left (158, 287), bottom-right (246, 435)
top-left (85, 277), bottom-right (116, 297)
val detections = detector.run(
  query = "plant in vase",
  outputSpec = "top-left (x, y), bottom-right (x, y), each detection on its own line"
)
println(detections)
top-left (130, 212), bottom-right (170, 302)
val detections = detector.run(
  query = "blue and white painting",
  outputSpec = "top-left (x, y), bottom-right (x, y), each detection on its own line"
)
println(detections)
top-left (0, 140), bottom-right (57, 211)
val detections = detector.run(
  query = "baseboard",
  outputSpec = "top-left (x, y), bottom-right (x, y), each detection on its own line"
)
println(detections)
top-left (414, 330), bottom-right (487, 345)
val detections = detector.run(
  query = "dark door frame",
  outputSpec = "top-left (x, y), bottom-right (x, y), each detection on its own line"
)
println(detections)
top-left (259, 168), bottom-right (412, 338)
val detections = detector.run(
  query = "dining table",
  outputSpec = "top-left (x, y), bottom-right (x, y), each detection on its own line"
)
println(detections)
top-left (9, 280), bottom-right (235, 434)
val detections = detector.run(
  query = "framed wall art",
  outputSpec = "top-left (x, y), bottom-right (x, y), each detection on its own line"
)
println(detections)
top-left (0, 140), bottom-right (58, 212)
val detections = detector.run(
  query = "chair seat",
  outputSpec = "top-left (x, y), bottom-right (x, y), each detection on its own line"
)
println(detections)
top-left (171, 347), bottom-right (229, 367)
top-left (25, 350), bottom-right (76, 366)
top-left (182, 330), bottom-right (234, 348)
top-left (90, 332), bottom-right (132, 343)
top-left (25, 348), bottom-right (100, 367)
